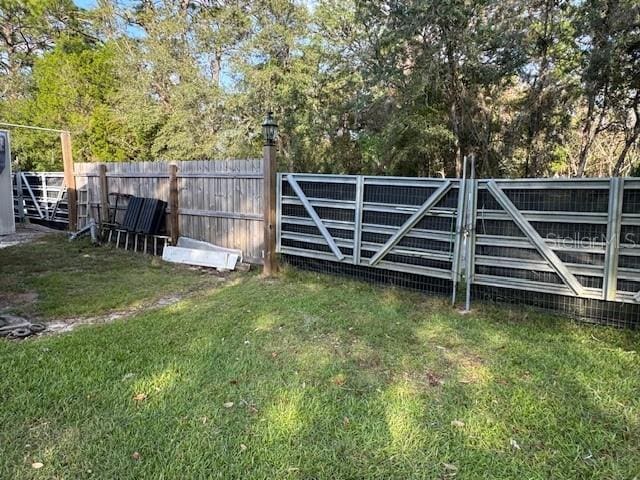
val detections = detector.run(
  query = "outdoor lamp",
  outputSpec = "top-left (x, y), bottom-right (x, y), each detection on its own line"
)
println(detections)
top-left (262, 112), bottom-right (278, 146)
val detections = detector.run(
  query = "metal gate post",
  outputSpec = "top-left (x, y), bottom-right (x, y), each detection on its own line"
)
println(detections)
top-left (603, 177), bottom-right (624, 301)
top-left (464, 155), bottom-right (477, 312)
top-left (276, 173), bottom-right (282, 254)
top-left (353, 176), bottom-right (364, 265)
top-left (451, 157), bottom-right (468, 305)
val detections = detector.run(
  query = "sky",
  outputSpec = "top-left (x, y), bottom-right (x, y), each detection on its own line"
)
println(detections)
top-left (74, 0), bottom-right (97, 8)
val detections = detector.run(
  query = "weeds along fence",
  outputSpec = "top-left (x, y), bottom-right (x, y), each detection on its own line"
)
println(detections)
top-left (14, 160), bottom-right (264, 262)
top-left (277, 173), bottom-right (640, 328)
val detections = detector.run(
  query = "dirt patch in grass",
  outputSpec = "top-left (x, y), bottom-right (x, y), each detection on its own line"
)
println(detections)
top-left (0, 224), bottom-right (62, 249)
top-left (45, 281), bottom-right (227, 335)
top-left (0, 292), bottom-right (38, 312)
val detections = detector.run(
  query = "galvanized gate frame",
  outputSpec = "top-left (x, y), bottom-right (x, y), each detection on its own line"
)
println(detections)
top-left (465, 175), bottom-right (640, 308)
top-left (13, 172), bottom-right (68, 224)
top-left (277, 173), bottom-right (467, 301)
top-left (486, 180), bottom-right (585, 297)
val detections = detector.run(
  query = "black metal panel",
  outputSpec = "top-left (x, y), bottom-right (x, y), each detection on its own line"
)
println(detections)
top-left (121, 196), bottom-right (144, 231)
top-left (477, 188), bottom-right (610, 213)
top-left (135, 198), bottom-right (167, 234)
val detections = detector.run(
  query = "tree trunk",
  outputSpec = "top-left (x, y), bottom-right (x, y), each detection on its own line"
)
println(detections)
top-left (612, 135), bottom-right (637, 176)
top-left (613, 94), bottom-right (640, 176)
top-left (576, 97), bottom-right (595, 177)
top-left (445, 44), bottom-right (464, 178)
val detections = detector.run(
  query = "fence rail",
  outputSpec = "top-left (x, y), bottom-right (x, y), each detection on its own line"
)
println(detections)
top-left (12, 164), bottom-right (640, 326)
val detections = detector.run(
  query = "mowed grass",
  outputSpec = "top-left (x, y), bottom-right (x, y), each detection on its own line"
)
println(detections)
top-left (0, 234), bottom-right (211, 318)
top-left (0, 238), bottom-right (639, 478)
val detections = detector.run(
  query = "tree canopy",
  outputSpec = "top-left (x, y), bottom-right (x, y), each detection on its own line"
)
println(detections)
top-left (1, 0), bottom-right (638, 177)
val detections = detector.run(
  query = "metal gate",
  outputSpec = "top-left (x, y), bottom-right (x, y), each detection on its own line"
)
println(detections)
top-left (466, 177), bottom-right (640, 326)
top-left (12, 172), bottom-right (69, 227)
top-left (276, 173), bottom-right (466, 298)
top-left (277, 172), bottom-right (640, 327)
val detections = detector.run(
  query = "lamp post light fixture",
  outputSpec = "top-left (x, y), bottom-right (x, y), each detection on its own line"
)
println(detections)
top-left (262, 112), bottom-right (278, 146)
top-left (262, 111), bottom-right (278, 276)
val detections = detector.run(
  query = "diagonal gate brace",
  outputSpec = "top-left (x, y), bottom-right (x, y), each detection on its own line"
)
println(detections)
top-left (21, 172), bottom-right (44, 219)
top-left (486, 180), bottom-right (585, 297)
top-left (369, 181), bottom-right (452, 266)
top-left (287, 175), bottom-right (345, 261)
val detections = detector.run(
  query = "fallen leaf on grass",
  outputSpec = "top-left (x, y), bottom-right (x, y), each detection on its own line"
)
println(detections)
top-left (451, 420), bottom-right (465, 428)
top-left (343, 416), bottom-right (350, 427)
top-left (132, 452), bottom-right (141, 461)
top-left (442, 463), bottom-right (458, 478)
top-left (510, 438), bottom-right (521, 450)
top-left (31, 462), bottom-right (44, 469)
top-left (223, 402), bottom-right (234, 408)
top-left (425, 370), bottom-right (443, 386)
top-left (240, 444), bottom-right (247, 452)
top-left (132, 393), bottom-right (147, 402)
top-left (332, 377), bottom-right (346, 386)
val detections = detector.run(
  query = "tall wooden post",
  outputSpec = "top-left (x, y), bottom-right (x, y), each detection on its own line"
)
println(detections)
top-left (61, 131), bottom-right (77, 231)
top-left (263, 142), bottom-right (277, 275)
top-left (168, 164), bottom-right (179, 245)
top-left (98, 164), bottom-right (109, 226)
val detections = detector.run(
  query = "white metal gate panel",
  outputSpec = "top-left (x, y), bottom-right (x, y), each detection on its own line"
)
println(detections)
top-left (467, 178), bottom-right (640, 305)
top-left (277, 173), bottom-right (465, 293)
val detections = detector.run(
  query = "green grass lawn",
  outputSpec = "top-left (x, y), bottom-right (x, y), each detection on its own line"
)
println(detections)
top-left (0, 234), bottom-right (212, 318)
top-left (1, 236), bottom-right (639, 479)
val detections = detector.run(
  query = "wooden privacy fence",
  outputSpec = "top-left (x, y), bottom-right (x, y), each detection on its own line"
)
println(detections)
top-left (73, 160), bottom-right (263, 261)
top-left (277, 173), bottom-right (640, 327)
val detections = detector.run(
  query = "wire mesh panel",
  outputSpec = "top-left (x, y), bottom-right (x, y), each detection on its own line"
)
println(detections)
top-left (277, 173), bottom-right (464, 297)
top-left (469, 178), bottom-right (640, 328)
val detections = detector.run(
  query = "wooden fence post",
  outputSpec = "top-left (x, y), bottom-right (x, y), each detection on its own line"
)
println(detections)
top-left (98, 164), bottom-right (109, 226)
top-left (61, 131), bottom-right (77, 231)
top-left (169, 164), bottom-right (179, 245)
top-left (263, 141), bottom-right (277, 275)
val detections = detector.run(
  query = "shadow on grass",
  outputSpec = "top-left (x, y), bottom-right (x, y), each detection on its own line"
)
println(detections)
top-left (0, 269), bottom-right (638, 479)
